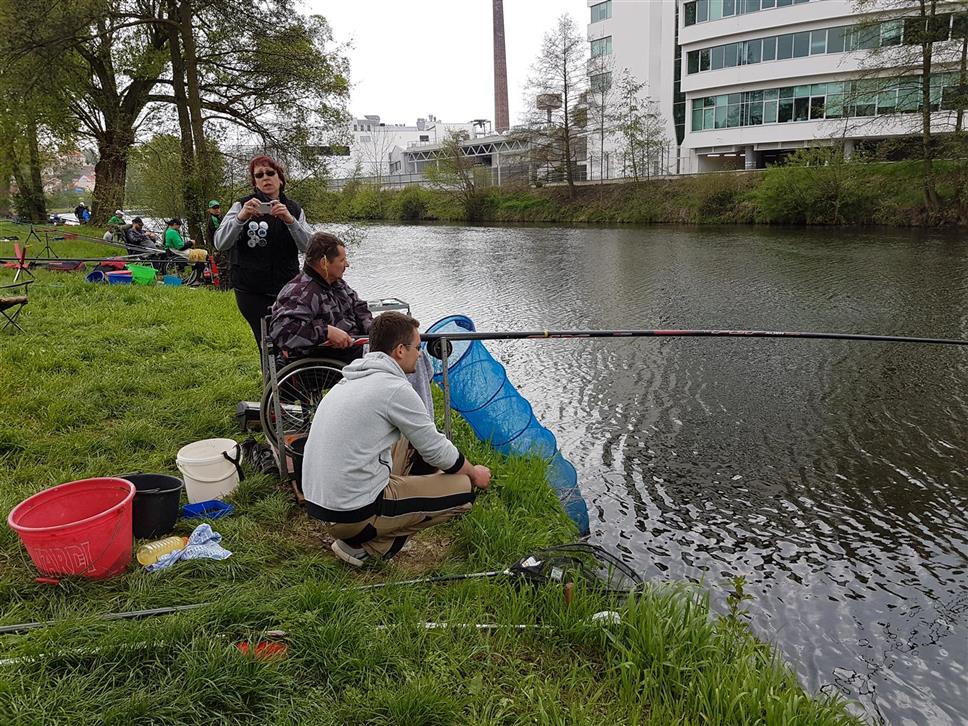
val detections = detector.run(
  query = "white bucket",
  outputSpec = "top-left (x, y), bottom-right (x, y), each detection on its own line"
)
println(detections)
top-left (176, 438), bottom-right (242, 503)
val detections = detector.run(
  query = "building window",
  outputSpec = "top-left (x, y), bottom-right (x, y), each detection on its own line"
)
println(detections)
top-left (419, 135), bottom-right (429, 142)
top-left (683, 0), bottom-right (810, 26)
top-left (689, 73), bottom-right (966, 133)
top-left (590, 72), bottom-right (612, 92)
top-left (590, 36), bottom-right (612, 57)
top-left (590, 1), bottom-right (611, 23)
top-left (810, 29), bottom-right (827, 54)
top-left (360, 135), bottom-right (371, 142)
top-left (684, 18), bottom-right (938, 76)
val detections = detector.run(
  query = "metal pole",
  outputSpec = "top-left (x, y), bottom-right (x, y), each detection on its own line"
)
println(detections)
top-left (441, 344), bottom-right (452, 440)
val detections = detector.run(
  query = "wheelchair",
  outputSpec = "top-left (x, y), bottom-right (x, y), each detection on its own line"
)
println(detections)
top-left (258, 298), bottom-right (411, 456)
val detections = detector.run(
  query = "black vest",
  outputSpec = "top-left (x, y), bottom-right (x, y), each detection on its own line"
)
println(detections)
top-left (230, 191), bottom-right (302, 295)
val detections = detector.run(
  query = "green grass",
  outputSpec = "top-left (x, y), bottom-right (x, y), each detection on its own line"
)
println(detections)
top-left (309, 159), bottom-right (968, 228)
top-left (0, 261), bottom-right (861, 724)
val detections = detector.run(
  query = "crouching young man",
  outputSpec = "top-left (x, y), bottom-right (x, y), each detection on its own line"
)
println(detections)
top-left (302, 311), bottom-right (492, 567)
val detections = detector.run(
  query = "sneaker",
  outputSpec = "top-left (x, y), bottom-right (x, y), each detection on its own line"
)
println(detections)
top-left (331, 539), bottom-right (371, 568)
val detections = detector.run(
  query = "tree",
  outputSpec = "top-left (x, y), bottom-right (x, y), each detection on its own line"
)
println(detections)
top-left (0, 0), bottom-right (349, 224)
top-left (846, 0), bottom-right (968, 213)
top-left (0, 1), bottom-right (91, 220)
top-left (356, 125), bottom-right (398, 188)
top-left (125, 133), bottom-right (224, 223)
top-left (522, 14), bottom-right (588, 196)
top-left (425, 130), bottom-right (488, 220)
top-left (152, 1), bottom-right (350, 237)
top-left (587, 54), bottom-right (615, 182)
top-left (609, 70), bottom-right (671, 182)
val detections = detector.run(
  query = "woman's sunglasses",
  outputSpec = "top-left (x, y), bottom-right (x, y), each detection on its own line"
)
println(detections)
top-left (254, 169), bottom-right (277, 179)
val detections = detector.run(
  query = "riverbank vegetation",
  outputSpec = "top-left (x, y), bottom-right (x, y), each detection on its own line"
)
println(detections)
top-left (0, 257), bottom-right (861, 724)
top-left (309, 152), bottom-right (968, 228)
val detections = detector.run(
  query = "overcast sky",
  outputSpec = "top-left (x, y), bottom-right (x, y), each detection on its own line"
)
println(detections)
top-left (308, 0), bottom-right (583, 126)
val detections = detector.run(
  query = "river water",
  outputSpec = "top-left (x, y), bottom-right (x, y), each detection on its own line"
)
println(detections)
top-left (334, 222), bottom-right (967, 725)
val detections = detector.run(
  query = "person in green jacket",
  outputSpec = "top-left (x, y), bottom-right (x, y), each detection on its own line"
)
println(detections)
top-left (206, 200), bottom-right (222, 246)
top-left (164, 219), bottom-right (195, 251)
top-left (104, 209), bottom-right (125, 243)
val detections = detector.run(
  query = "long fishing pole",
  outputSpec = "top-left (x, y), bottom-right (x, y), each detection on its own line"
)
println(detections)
top-left (418, 329), bottom-right (968, 347)
top-left (0, 572), bottom-right (510, 635)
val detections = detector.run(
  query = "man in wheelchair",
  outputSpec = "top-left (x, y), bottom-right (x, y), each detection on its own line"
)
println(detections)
top-left (302, 312), bottom-right (492, 567)
top-left (267, 232), bottom-right (373, 366)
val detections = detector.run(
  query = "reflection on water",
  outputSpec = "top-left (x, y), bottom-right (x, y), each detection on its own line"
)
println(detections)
top-left (334, 222), bottom-right (968, 725)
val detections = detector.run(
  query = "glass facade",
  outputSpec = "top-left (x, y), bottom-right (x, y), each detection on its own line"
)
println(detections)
top-left (690, 74), bottom-right (967, 132)
top-left (590, 72), bottom-right (612, 92)
top-left (686, 16), bottom-right (967, 75)
top-left (591, 1), bottom-right (612, 23)
top-left (684, 0), bottom-right (810, 27)
top-left (591, 36), bottom-right (613, 57)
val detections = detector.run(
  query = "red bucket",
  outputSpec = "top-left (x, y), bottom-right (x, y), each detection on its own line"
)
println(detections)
top-left (7, 477), bottom-right (135, 579)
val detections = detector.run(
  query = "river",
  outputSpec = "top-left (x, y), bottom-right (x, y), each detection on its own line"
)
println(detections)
top-left (332, 222), bottom-right (967, 725)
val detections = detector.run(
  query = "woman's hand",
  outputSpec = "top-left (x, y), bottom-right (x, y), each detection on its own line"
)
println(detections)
top-left (270, 201), bottom-right (295, 224)
top-left (327, 325), bottom-right (353, 348)
top-left (238, 198), bottom-right (262, 222)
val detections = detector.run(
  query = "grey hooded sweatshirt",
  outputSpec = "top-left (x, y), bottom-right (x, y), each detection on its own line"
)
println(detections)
top-left (302, 352), bottom-right (464, 513)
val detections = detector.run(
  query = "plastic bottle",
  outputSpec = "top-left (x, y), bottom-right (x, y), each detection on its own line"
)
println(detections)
top-left (136, 536), bottom-right (189, 566)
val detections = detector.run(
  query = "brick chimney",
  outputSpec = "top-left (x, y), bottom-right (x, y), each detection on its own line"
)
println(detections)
top-left (493, 0), bottom-right (510, 132)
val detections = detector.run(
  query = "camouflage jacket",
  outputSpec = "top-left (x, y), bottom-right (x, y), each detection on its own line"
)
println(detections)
top-left (268, 266), bottom-right (373, 358)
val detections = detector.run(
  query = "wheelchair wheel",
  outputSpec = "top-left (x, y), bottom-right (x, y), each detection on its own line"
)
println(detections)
top-left (260, 357), bottom-right (345, 450)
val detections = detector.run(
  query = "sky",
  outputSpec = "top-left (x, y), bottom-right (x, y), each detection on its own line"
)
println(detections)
top-left (307, 0), bottom-right (583, 127)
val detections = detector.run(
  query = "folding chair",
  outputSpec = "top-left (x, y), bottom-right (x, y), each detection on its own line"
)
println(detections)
top-left (1, 243), bottom-right (32, 282)
top-left (0, 280), bottom-right (31, 333)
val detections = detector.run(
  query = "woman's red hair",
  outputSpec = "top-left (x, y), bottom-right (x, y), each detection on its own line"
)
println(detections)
top-left (248, 155), bottom-right (286, 190)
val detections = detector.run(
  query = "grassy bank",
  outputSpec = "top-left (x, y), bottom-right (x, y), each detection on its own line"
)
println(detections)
top-left (0, 250), bottom-right (860, 723)
top-left (309, 158), bottom-right (968, 228)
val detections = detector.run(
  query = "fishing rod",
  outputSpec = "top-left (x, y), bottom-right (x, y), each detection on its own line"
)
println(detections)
top-left (0, 574), bottom-right (512, 635)
top-left (0, 544), bottom-right (639, 636)
top-left (418, 329), bottom-right (968, 348)
top-left (0, 254), bottom-right (158, 264)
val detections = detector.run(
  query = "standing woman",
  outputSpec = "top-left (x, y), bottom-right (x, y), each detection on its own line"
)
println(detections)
top-left (214, 155), bottom-right (313, 349)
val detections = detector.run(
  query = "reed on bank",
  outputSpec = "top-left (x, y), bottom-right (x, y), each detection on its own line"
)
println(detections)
top-left (0, 243), bottom-right (860, 724)
top-left (309, 157), bottom-right (968, 228)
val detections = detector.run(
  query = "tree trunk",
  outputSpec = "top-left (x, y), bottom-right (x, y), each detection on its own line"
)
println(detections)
top-left (178, 0), bottom-right (209, 246)
top-left (957, 35), bottom-right (967, 133)
top-left (167, 0), bottom-right (198, 238)
top-left (7, 120), bottom-right (49, 222)
top-left (0, 163), bottom-right (10, 218)
top-left (24, 119), bottom-right (47, 222)
top-left (93, 125), bottom-right (134, 224)
top-left (919, 1), bottom-right (941, 213)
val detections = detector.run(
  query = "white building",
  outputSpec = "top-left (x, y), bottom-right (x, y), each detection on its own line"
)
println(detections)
top-left (588, 0), bottom-right (968, 175)
top-left (332, 115), bottom-right (484, 181)
top-left (586, 0), bottom-right (683, 178)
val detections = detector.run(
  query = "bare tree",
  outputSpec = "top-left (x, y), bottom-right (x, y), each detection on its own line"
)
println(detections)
top-left (521, 13), bottom-right (588, 196)
top-left (355, 125), bottom-right (397, 188)
top-left (587, 54), bottom-right (615, 182)
top-left (425, 130), bottom-right (488, 220)
top-left (610, 70), bottom-right (671, 182)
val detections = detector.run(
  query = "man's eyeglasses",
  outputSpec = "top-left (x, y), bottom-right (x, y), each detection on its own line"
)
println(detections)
top-left (254, 169), bottom-right (277, 179)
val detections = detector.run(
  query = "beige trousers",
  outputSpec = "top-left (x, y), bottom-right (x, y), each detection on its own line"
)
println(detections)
top-left (322, 438), bottom-right (474, 558)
